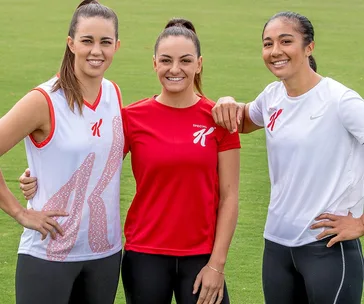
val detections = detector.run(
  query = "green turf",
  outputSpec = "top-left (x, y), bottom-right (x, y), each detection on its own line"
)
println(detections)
top-left (1, 0), bottom-right (364, 303)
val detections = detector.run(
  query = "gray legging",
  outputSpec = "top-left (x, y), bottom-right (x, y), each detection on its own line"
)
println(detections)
top-left (263, 237), bottom-right (363, 304)
top-left (16, 250), bottom-right (122, 304)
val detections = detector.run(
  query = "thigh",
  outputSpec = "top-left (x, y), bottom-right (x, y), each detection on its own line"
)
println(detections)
top-left (295, 238), bottom-right (364, 304)
top-left (175, 254), bottom-right (229, 304)
top-left (16, 254), bottom-right (81, 304)
top-left (263, 239), bottom-right (308, 304)
top-left (69, 250), bottom-right (122, 304)
top-left (121, 250), bottom-right (174, 304)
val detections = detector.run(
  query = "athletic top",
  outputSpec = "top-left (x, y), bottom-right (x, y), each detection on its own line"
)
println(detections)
top-left (122, 96), bottom-right (240, 256)
top-left (18, 76), bottom-right (124, 262)
top-left (249, 77), bottom-right (364, 247)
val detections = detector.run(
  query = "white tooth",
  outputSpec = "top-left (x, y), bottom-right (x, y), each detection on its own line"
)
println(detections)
top-left (273, 60), bottom-right (288, 65)
top-left (167, 77), bottom-right (183, 81)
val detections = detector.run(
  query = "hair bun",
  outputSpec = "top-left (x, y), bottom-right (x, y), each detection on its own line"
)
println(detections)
top-left (77, 0), bottom-right (99, 9)
top-left (165, 18), bottom-right (196, 34)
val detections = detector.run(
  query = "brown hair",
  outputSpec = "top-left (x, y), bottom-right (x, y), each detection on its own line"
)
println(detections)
top-left (52, 0), bottom-right (119, 113)
top-left (154, 18), bottom-right (203, 95)
top-left (262, 12), bottom-right (317, 72)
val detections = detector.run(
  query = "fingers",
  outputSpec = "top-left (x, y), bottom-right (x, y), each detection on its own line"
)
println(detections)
top-left (193, 273), bottom-right (202, 294)
top-left (197, 286), bottom-right (208, 304)
top-left (208, 291), bottom-right (218, 304)
top-left (215, 288), bottom-right (224, 304)
top-left (327, 235), bottom-right (340, 247)
top-left (222, 106), bottom-right (235, 133)
top-left (45, 215), bottom-right (66, 236)
top-left (315, 228), bottom-right (336, 240)
top-left (237, 104), bottom-right (244, 126)
top-left (310, 220), bottom-right (334, 230)
top-left (23, 185), bottom-right (37, 200)
top-left (315, 213), bottom-right (339, 221)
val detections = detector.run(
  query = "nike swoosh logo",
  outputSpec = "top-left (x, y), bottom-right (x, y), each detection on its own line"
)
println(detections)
top-left (310, 114), bottom-right (323, 120)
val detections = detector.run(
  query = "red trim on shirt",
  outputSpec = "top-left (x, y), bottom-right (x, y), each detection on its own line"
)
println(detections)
top-left (110, 81), bottom-right (123, 116)
top-left (29, 88), bottom-right (56, 148)
top-left (84, 86), bottom-right (102, 111)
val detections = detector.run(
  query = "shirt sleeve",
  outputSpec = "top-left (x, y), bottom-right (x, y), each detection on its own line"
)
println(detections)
top-left (217, 128), bottom-right (241, 152)
top-left (121, 108), bottom-right (130, 154)
top-left (338, 90), bottom-right (364, 144)
top-left (248, 91), bottom-right (265, 127)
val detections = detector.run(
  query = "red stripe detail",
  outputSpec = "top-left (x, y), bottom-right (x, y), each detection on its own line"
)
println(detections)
top-left (29, 88), bottom-right (55, 148)
top-left (84, 86), bottom-right (102, 111)
top-left (111, 81), bottom-right (123, 116)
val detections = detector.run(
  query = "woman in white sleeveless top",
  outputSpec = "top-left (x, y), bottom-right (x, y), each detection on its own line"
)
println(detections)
top-left (0, 1), bottom-right (124, 303)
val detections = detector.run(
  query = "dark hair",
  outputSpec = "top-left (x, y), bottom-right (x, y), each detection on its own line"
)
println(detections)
top-left (262, 11), bottom-right (317, 72)
top-left (52, 0), bottom-right (119, 113)
top-left (154, 18), bottom-right (203, 95)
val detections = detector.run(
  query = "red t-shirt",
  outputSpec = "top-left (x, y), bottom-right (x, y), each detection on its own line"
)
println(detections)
top-left (122, 96), bottom-right (240, 256)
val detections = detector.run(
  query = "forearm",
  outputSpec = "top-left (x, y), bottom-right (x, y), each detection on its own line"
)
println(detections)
top-left (0, 170), bottom-right (24, 219)
top-left (208, 196), bottom-right (239, 269)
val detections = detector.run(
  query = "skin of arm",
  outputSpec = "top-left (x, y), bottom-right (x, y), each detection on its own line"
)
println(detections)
top-left (212, 97), bottom-right (263, 134)
top-left (0, 90), bottom-right (67, 238)
top-left (193, 148), bottom-right (240, 304)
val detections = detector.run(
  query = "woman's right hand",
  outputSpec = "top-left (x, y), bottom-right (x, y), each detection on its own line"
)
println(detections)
top-left (14, 207), bottom-right (68, 240)
top-left (19, 168), bottom-right (38, 200)
top-left (212, 96), bottom-right (245, 133)
top-left (18, 168), bottom-right (67, 239)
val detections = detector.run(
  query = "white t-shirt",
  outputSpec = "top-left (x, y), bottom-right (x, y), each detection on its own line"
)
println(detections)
top-left (19, 77), bottom-right (124, 261)
top-left (249, 77), bottom-right (364, 247)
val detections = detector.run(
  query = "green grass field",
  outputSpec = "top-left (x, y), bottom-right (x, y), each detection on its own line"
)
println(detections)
top-left (1, 0), bottom-right (364, 303)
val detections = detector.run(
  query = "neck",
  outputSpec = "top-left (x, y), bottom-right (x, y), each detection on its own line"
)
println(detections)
top-left (78, 74), bottom-right (103, 105)
top-left (156, 88), bottom-right (200, 108)
top-left (282, 67), bottom-right (322, 97)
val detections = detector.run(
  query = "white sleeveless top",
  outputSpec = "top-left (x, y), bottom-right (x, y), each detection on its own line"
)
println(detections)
top-left (18, 77), bottom-right (124, 262)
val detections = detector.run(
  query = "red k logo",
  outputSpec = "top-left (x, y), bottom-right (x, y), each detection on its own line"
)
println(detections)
top-left (267, 109), bottom-right (283, 131)
top-left (91, 119), bottom-right (103, 137)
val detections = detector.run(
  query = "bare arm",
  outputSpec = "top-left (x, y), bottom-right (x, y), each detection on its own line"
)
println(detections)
top-left (0, 90), bottom-right (67, 238)
top-left (194, 148), bottom-right (240, 304)
top-left (212, 97), bottom-right (263, 134)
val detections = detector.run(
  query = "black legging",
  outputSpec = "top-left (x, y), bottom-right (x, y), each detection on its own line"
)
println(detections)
top-left (121, 250), bottom-right (230, 304)
top-left (16, 251), bottom-right (122, 304)
top-left (263, 237), bottom-right (364, 304)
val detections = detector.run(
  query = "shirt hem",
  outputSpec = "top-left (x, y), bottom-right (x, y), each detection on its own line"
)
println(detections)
top-left (18, 244), bottom-right (122, 262)
top-left (124, 244), bottom-right (212, 256)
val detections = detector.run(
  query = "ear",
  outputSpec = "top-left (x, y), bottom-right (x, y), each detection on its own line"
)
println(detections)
top-left (67, 36), bottom-right (75, 54)
top-left (196, 56), bottom-right (203, 74)
top-left (153, 55), bottom-right (157, 71)
top-left (305, 41), bottom-right (315, 57)
top-left (115, 39), bottom-right (121, 52)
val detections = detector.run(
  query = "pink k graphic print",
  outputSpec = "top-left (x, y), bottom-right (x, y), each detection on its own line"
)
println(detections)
top-left (43, 116), bottom-right (123, 261)
top-left (267, 109), bottom-right (283, 131)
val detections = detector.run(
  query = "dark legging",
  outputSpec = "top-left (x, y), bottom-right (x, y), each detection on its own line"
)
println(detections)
top-left (263, 237), bottom-right (364, 304)
top-left (16, 251), bottom-right (122, 304)
top-left (121, 250), bottom-right (229, 304)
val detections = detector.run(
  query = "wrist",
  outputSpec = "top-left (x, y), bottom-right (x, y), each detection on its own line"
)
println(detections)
top-left (360, 215), bottom-right (364, 236)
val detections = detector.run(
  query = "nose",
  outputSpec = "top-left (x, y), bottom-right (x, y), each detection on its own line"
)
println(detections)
top-left (169, 62), bottom-right (181, 75)
top-left (90, 43), bottom-right (102, 56)
top-left (271, 43), bottom-right (283, 57)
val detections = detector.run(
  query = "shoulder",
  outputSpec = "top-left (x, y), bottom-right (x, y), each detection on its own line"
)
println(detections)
top-left (319, 78), bottom-right (362, 104)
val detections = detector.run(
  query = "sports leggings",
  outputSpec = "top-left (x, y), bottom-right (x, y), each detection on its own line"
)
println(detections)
top-left (121, 250), bottom-right (229, 304)
top-left (263, 237), bottom-right (363, 304)
top-left (16, 250), bottom-right (122, 304)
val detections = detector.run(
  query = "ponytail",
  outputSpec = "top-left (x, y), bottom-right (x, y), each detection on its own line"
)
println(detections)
top-left (308, 55), bottom-right (317, 72)
top-left (52, 0), bottom-right (118, 113)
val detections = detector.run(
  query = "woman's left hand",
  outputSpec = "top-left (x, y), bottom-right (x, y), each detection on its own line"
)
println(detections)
top-left (193, 265), bottom-right (225, 304)
top-left (311, 212), bottom-right (364, 247)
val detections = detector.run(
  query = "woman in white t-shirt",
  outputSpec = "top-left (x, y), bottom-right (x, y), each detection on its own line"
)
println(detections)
top-left (212, 11), bottom-right (364, 304)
